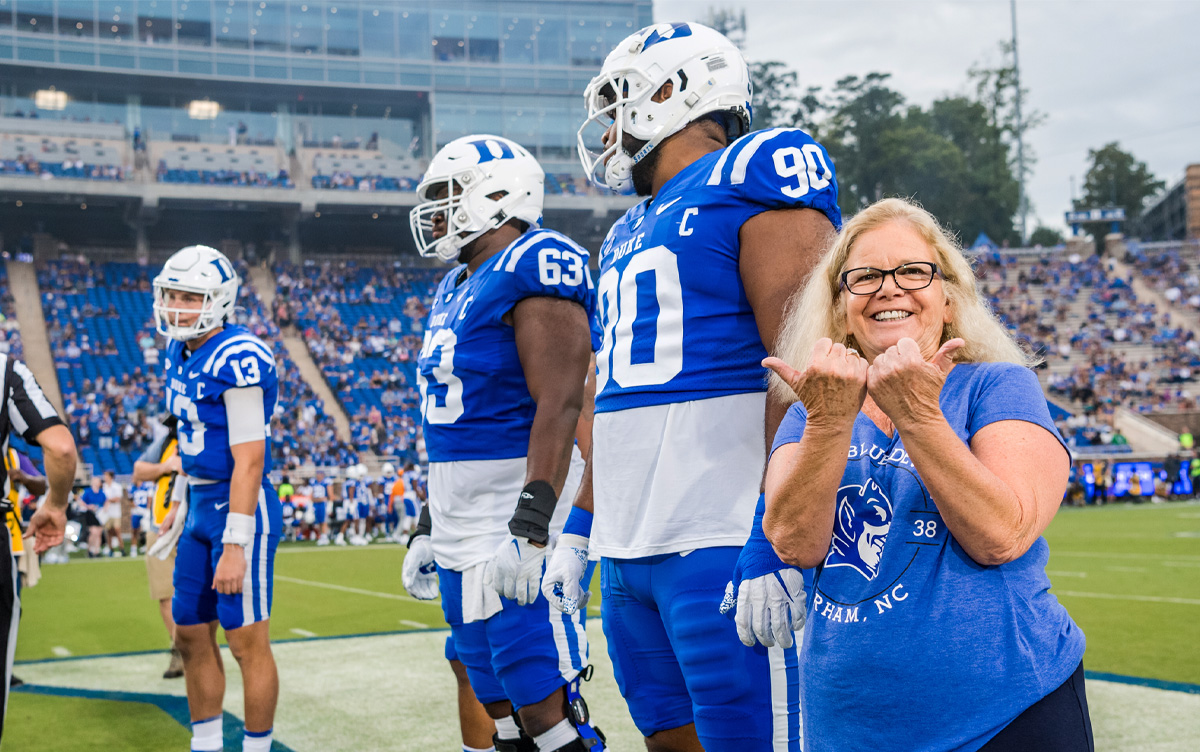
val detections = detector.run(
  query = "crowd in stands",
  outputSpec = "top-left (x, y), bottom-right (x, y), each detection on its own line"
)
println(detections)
top-left (975, 251), bottom-right (1200, 415)
top-left (273, 261), bottom-right (441, 462)
top-left (1124, 240), bottom-right (1200, 316)
top-left (156, 161), bottom-right (293, 188)
top-left (1, 153), bottom-right (126, 181)
top-left (310, 172), bottom-right (417, 191)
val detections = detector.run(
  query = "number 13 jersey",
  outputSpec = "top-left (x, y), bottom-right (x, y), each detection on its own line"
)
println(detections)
top-left (591, 127), bottom-right (842, 558)
top-left (417, 229), bottom-right (599, 463)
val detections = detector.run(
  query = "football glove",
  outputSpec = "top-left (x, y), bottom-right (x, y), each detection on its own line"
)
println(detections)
top-left (542, 532), bottom-right (590, 614)
top-left (719, 493), bottom-right (806, 648)
top-left (484, 535), bottom-right (551, 606)
top-left (402, 534), bottom-right (439, 601)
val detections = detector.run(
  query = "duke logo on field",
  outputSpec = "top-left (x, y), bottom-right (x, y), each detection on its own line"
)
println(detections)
top-left (469, 139), bottom-right (515, 163)
top-left (827, 478), bottom-right (894, 581)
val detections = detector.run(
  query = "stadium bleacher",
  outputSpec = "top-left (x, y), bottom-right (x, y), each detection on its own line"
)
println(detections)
top-left (0, 133), bottom-right (127, 181)
top-left (275, 261), bottom-right (440, 461)
top-left (156, 144), bottom-right (292, 188)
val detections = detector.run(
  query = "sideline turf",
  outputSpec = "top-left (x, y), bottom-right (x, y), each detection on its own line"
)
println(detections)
top-left (4, 693), bottom-right (191, 750)
top-left (15, 504), bottom-right (1200, 687)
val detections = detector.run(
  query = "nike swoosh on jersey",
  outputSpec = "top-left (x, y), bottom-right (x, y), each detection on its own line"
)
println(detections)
top-left (215, 501), bottom-right (229, 511)
top-left (655, 196), bottom-right (683, 215)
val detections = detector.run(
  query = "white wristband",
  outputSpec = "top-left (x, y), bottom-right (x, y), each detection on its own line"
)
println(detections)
top-left (222, 512), bottom-right (256, 546)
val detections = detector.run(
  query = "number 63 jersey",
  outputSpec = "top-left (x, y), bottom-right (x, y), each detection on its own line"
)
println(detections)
top-left (417, 228), bottom-right (599, 463)
top-left (591, 127), bottom-right (842, 558)
top-left (163, 324), bottom-right (279, 482)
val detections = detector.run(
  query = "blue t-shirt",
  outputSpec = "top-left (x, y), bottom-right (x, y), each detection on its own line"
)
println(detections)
top-left (163, 324), bottom-right (279, 482)
top-left (418, 228), bottom-right (598, 463)
top-left (772, 362), bottom-right (1083, 752)
top-left (81, 488), bottom-right (106, 509)
top-left (594, 127), bottom-right (841, 413)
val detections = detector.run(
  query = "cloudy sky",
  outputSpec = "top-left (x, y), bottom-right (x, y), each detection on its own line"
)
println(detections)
top-left (654, 0), bottom-right (1200, 235)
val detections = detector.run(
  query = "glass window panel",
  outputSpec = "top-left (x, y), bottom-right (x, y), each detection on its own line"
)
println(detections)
top-left (363, 69), bottom-right (394, 85)
top-left (537, 18), bottom-right (567, 65)
top-left (252, 1), bottom-right (286, 52)
top-left (57, 0), bottom-right (95, 36)
top-left (254, 61), bottom-right (285, 78)
top-left (178, 57), bottom-right (212, 73)
top-left (0, 0), bottom-right (12, 29)
top-left (139, 55), bottom-right (173, 71)
top-left (59, 48), bottom-right (96, 64)
top-left (214, 0), bottom-right (250, 49)
top-left (396, 9), bottom-right (428, 60)
top-left (327, 66), bottom-right (358, 83)
top-left (97, 1), bottom-right (134, 41)
top-left (176, 0), bottom-right (212, 46)
top-left (502, 16), bottom-right (534, 65)
top-left (289, 2), bottom-right (320, 54)
top-left (290, 64), bottom-right (322, 80)
top-left (467, 11), bottom-right (498, 63)
top-left (15, 0), bottom-right (52, 33)
top-left (326, 3), bottom-right (358, 56)
top-left (432, 10), bottom-right (464, 62)
top-left (569, 16), bottom-right (607, 67)
top-left (139, 0), bottom-right (174, 44)
top-left (361, 5), bottom-right (394, 58)
top-left (98, 51), bottom-right (135, 67)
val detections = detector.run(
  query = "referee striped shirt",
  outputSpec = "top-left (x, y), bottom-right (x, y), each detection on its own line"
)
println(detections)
top-left (0, 355), bottom-right (64, 500)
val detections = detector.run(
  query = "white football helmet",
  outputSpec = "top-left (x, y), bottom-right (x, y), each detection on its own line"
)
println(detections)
top-left (381, 463), bottom-right (396, 477)
top-left (577, 21), bottom-right (752, 195)
top-left (152, 245), bottom-right (239, 341)
top-left (409, 135), bottom-right (545, 263)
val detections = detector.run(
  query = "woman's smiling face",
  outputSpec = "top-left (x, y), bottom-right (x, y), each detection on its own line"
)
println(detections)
top-left (841, 220), bottom-right (952, 363)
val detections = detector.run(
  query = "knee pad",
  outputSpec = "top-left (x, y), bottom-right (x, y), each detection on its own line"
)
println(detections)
top-left (565, 667), bottom-right (607, 751)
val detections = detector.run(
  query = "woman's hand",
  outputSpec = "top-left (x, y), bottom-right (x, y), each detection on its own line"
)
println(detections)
top-left (764, 338), bottom-right (868, 429)
top-left (867, 337), bottom-right (964, 432)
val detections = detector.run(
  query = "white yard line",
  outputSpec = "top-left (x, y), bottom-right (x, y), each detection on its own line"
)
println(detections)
top-left (274, 575), bottom-right (432, 604)
top-left (50, 646), bottom-right (71, 657)
top-left (1052, 551), bottom-right (1200, 562)
top-left (399, 620), bottom-right (428, 629)
top-left (1054, 590), bottom-right (1200, 606)
top-left (1106, 566), bottom-right (1149, 573)
top-left (289, 628), bottom-right (317, 638)
top-left (1047, 570), bottom-right (1088, 578)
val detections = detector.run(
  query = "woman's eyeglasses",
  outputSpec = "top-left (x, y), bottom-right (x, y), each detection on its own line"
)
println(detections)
top-left (839, 262), bottom-right (941, 295)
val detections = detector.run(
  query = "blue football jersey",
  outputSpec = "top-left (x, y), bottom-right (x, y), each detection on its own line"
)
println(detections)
top-left (163, 324), bottom-right (278, 481)
top-left (418, 229), bottom-right (599, 463)
top-left (594, 127), bottom-right (841, 413)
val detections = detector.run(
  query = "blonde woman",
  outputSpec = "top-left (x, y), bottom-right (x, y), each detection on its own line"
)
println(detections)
top-left (758, 198), bottom-right (1091, 751)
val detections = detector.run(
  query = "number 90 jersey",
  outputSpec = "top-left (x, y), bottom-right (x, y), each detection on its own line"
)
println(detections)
top-left (594, 127), bottom-right (841, 412)
top-left (418, 229), bottom-right (598, 463)
top-left (163, 324), bottom-right (278, 481)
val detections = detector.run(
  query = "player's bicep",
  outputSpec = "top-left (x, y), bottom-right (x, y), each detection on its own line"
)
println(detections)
top-left (739, 207), bottom-right (838, 353)
top-left (512, 296), bottom-right (592, 407)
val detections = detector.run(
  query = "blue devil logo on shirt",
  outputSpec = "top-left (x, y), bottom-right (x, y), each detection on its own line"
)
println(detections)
top-left (827, 478), bottom-right (894, 581)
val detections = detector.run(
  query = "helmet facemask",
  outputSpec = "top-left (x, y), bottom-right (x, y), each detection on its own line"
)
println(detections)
top-left (410, 170), bottom-right (528, 263)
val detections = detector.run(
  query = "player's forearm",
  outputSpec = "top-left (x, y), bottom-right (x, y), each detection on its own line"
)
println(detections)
top-left (569, 445), bottom-right (595, 515)
top-left (525, 393), bottom-right (584, 496)
top-left (132, 460), bottom-right (171, 484)
top-left (763, 424), bottom-right (855, 568)
top-left (228, 447), bottom-right (265, 518)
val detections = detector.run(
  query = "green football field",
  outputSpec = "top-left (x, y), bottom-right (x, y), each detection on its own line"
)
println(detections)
top-left (7, 501), bottom-right (1200, 750)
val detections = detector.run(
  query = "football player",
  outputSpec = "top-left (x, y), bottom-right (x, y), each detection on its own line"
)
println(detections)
top-left (402, 134), bottom-right (604, 752)
top-left (309, 469), bottom-right (331, 545)
top-left (543, 21), bottom-right (841, 751)
top-left (154, 245), bottom-right (282, 752)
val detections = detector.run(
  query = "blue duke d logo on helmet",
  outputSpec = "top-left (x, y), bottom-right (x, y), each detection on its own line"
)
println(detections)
top-left (827, 479), bottom-right (894, 581)
top-left (641, 22), bottom-right (693, 50)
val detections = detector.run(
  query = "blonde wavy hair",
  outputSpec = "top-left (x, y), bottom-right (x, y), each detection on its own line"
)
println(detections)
top-left (770, 197), bottom-right (1037, 403)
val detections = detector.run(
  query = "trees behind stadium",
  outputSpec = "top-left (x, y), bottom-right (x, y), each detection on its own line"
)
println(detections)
top-left (749, 45), bottom-right (1034, 247)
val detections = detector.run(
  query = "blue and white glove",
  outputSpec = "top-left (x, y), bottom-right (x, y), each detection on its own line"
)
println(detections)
top-left (720, 494), bottom-right (807, 648)
top-left (402, 534), bottom-right (439, 600)
top-left (484, 535), bottom-right (552, 605)
top-left (542, 507), bottom-right (593, 614)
